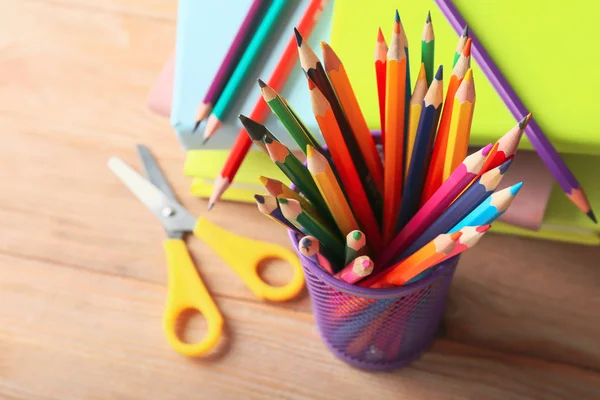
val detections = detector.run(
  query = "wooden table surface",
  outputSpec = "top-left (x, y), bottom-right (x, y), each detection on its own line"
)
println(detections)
top-left (2, 1), bottom-right (600, 399)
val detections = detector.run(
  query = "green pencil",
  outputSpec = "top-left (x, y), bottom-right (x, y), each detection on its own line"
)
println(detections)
top-left (202, 0), bottom-right (288, 143)
top-left (239, 114), bottom-right (279, 154)
top-left (263, 136), bottom-right (333, 224)
top-left (421, 11), bottom-right (435, 85)
top-left (258, 79), bottom-right (322, 155)
top-left (453, 25), bottom-right (469, 67)
top-left (278, 198), bottom-right (345, 262)
top-left (344, 230), bottom-right (369, 265)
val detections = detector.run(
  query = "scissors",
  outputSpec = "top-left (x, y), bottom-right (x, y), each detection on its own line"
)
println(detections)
top-left (107, 145), bottom-right (304, 357)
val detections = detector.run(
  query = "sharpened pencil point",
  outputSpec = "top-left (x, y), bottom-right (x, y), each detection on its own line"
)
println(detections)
top-left (207, 202), bottom-right (214, 211)
top-left (462, 25), bottom-right (469, 37)
top-left (450, 231), bottom-right (463, 240)
top-left (395, 9), bottom-right (400, 22)
top-left (477, 224), bottom-right (492, 233)
top-left (426, 10), bottom-right (431, 23)
top-left (463, 38), bottom-right (472, 57)
top-left (352, 231), bottom-right (362, 240)
top-left (509, 182), bottom-right (524, 195)
top-left (498, 159), bottom-right (513, 174)
top-left (192, 119), bottom-right (202, 133)
top-left (587, 209), bottom-right (597, 224)
top-left (294, 27), bottom-right (303, 46)
top-left (202, 136), bottom-right (210, 145)
top-left (464, 67), bottom-right (473, 81)
top-left (263, 135), bottom-right (274, 145)
top-left (377, 27), bottom-right (385, 42)
top-left (519, 113), bottom-right (532, 129)
top-left (257, 78), bottom-right (267, 88)
top-left (435, 65), bottom-right (443, 80)
top-left (254, 194), bottom-right (266, 204)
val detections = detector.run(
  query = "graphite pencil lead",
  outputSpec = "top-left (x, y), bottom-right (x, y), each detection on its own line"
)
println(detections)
top-left (426, 10), bottom-right (431, 23)
top-left (294, 27), bottom-right (303, 46)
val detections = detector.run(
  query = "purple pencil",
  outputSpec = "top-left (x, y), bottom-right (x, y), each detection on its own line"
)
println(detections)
top-left (193, 0), bottom-right (266, 129)
top-left (435, 0), bottom-right (596, 223)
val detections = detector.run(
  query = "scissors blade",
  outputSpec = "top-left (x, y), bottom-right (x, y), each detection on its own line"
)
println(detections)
top-left (136, 144), bottom-right (177, 202)
top-left (107, 157), bottom-right (197, 235)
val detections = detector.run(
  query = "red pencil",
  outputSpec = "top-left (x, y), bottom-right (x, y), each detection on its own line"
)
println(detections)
top-left (375, 27), bottom-right (388, 145)
top-left (207, 0), bottom-right (327, 209)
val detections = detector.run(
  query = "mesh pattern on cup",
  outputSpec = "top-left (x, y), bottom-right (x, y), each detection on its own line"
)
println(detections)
top-left (289, 231), bottom-right (458, 371)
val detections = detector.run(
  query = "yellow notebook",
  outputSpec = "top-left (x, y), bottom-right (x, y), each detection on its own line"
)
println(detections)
top-left (328, 0), bottom-right (600, 156)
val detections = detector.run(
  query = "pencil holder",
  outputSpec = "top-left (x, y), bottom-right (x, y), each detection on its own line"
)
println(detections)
top-left (290, 231), bottom-right (458, 371)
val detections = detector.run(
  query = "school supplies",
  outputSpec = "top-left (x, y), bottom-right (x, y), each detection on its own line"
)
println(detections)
top-left (107, 145), bottom-right (304, 357)
top-left (374, 28), bottom-right (388, 145)
top-left (435, 0), bottom-right (596, 224)
top-left (202, 0), bottom-right (289, 143)
top-left (206, 0), bottom-right (328, 209)
top-left (194, 0), bottom-right (267, 126)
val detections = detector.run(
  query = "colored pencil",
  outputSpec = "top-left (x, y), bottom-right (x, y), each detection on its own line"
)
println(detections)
top-left (397, 10), bottom-right (411, 161)
top-left (322, 42), bottom-right (385, 194)
top-left (436, 0), bottom-right (596, 223)
top-left (345, 230), bottom-right (369, 265)
top-left (375, 28), bottom-right (388, 145)
top-left (298, 235), bottom-right (334, 274)
top-left (334, 256), bottom-right (374, 284)
top-left (258, 175), bottom-right (317, 215)
top-left (396, 65), bottom-right (444, 232)
top-left (376, 143), bottom-right (494, 269)
top-left (238, 114), bottom-right (279, 154)
top-left (207, 0), bottom-right (326, 209)
top-left (193, 0), bottom-right (266, 127)
top-left (406, 63), bottom-right (428, 176)
top-left (481, 114), bottom-right (530, 173)
top-left (278, 198), bottom-right (345, 262)
top-left (202, 0), bottom-right (288, 142)
top-left (258, 79), bottom-right (321, 155)
top-left (405, 224), bottom-right (491, 284)
top-left (398, 160), bottom-right (512, 261)
top-left (308, 81), bottom-right (383, 251)
top-left (421, 11), bottom-right (435, 85)
top-left (296, 30), bottom-right (384, 214)
top-left (306, 145), bottom-right (360, 237)
top-left (453, 25), bottom-right (469, 67)
top-left (422, 38), bottom-right (472, 203)
top-left (264, 136), bottom-right (331, 219)
top-left (360, 232), bottom-right (462, 288)
top-left (443, 67), bottom-right (476, 179)
top-left (449, 182), bottom-right (523, 232)
top-left (254, 194), bottom-right (300, 234)
top-left (382, 11), bottom-right (407, 243)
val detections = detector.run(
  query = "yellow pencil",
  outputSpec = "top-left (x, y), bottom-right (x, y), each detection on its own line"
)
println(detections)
top-left (306, 145), bottom-right (360, 237)
top-left (443, 68), bottom-right (475, 178)
top-left (406, 63), bottom-right (428, 178)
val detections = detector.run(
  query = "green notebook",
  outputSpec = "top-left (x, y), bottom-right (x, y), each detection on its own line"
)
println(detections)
top-left (329, 0), bottom-right (600, 156)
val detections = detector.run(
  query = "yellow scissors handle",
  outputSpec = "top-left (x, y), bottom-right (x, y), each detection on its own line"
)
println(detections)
top-left (194, 217), bottom-right (305, 302)
top-left (162, 239), bottom-right (224, 357)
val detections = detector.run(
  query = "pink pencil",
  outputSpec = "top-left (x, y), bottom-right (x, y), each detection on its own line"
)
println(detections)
top-left (376, 143), bottom-right (494, 269)
top-left (193, 0), bottom-right (266, 127)
top-left (334, 256), bottom-right (374, 284)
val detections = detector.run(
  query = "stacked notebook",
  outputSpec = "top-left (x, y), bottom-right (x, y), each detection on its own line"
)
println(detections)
top-left (147, 0), bottom-right (599, 245)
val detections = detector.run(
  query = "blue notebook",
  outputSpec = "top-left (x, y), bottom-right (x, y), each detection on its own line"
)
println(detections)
top-left (171, 0), bottom-right (335, 151)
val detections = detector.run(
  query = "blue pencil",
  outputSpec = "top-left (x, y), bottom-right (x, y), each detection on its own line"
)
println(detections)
top-left (449, 181), bottom-right (523, 232)
top-left (396, 159), bottom-right (512, 262)
top-left (396, 65), bottom-right (444, 232)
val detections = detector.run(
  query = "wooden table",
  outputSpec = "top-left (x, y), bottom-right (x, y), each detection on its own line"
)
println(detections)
top-left (2, 1), bottom-right (600, 399)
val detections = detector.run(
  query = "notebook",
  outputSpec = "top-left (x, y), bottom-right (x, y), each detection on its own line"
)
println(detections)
top-left (328, 0), bottom-right (600, 156)
top-left (170, 0), bottom-right (335, 151)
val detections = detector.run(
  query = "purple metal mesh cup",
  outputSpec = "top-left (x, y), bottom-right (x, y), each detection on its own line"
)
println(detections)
top-left (289, 230), bottom-right (459, 371)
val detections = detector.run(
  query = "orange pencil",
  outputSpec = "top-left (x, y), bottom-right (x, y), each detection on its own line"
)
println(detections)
top-left (308, 81), bottom-right (383, 252)
top-left (207, 0), bottom-right (327, 209)
top-left (375, 27), bottom-right (388, 144)
top-left (442, 68), bottom-right (476, 178)
top-left (422, 38), bottom-right (472, 204)
top-left (382, 11), bottom-right (407, 244)
top-left (406, 63), bottom-right (428, 176)
top-left (360, 231), bottom-right (462, 288)
top-left (322, 42), bottom-right (384, 194)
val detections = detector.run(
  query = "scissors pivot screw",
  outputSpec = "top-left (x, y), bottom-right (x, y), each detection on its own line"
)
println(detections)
top-left (162, 206), bottom-right (175, 217)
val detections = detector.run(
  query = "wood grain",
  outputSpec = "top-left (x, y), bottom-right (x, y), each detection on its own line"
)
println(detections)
top-left (0, 0), bottom-right (599, 398)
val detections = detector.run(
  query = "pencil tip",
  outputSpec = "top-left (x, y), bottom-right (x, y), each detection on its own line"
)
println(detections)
top-left (254, 194), bottom-right (265, 204)
top-left (395, 9), bottom-right (400, 22)
top-left (464, 67), bottom-right (473, 81)
top-left (477, 224), bottom-right (492, 233)
top-left (192, 119), bottom-right (201, 133)
top-left (519, 113), bottom-right (532, 129)
top-left (462, 25), bottom-right (469, 37)
top-left (377, 27), bottom-right (384, 42)
top-left (257, 78), bottom-right (267, 88)
top-left (426, 10), bottom-right (431, 23)
top-left (498, 159), bottom-right (513, 174)
top-left (510, 182), bottom-right (524, 195)
top-left (207, 202), bottom-right (214, 211)
top-left (450, 231), bottom-right (463, 240)
top-left (587, 209), bottom-right (597, 224)
top-left (263, 135), bottom-right (274, 145)
top-left (294, 27), bottom-right (303, 46)
top-left (463, 38), bottom-right (472, 56)
top-left (352, 230), bottom-right (362, 240)
top-left (201, 136), bottom-right (209, 145)
top-left (435, 65), bottom-right (443, 80)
